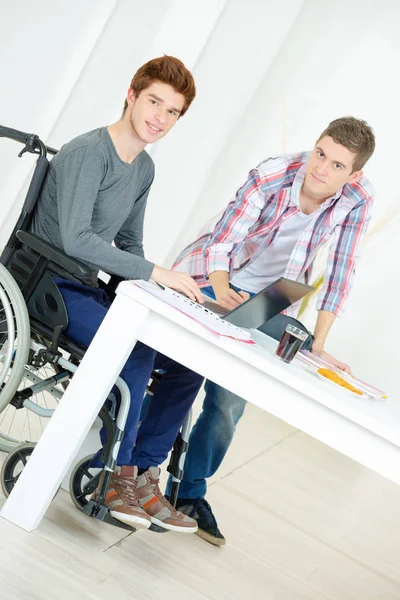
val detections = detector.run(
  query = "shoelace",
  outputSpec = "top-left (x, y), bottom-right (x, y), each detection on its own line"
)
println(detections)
top-left (113, 476), bottom-right (140, 507)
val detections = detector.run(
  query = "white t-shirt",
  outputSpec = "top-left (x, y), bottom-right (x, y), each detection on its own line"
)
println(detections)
top-left (230, 205), bottom-right (315, 294)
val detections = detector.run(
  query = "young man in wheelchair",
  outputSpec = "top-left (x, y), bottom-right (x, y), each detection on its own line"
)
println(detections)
top-left (29, 56), bottom-right (204, 533)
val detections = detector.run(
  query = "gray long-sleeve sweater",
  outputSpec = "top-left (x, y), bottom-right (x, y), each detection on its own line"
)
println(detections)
top-left (31, 127), bottom-right (155, 285)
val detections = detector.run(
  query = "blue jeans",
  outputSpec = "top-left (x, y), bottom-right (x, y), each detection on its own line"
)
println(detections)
top-left (55, 278), bottom-right (204, 468)
top-left (162, 285), bottom-right (313, 499)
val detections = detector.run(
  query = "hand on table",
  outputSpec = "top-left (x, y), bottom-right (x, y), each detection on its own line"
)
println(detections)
top-left (311, 345), bottom-right (352, 375)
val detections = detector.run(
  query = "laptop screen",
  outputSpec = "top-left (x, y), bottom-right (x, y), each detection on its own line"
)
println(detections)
top-left (221, 277), bottom-right (314, 329)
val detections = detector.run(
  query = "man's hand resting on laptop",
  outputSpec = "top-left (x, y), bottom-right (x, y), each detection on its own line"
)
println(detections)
top-left (208, 271), bottom-right (250, 310)
top-left (152, 266), bottom-right (203, 303)
top-left (216, 288), bottom-right (250, 310)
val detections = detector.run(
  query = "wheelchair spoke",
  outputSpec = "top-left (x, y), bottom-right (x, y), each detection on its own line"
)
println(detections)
top-left (0, 361), bottom-right (62, 446)
top-left (75, 491), bottom-right (88, 501)
top-left (6, 405), bottom-right (17, 438)
top-left (0, 265), bottom-right (31, 439)
top-left (69, 456), bottom-right (100, 510)
top-left (42, 388), bottom-right (49, 410)
top-left (0, 404), bottom-right (8, 427)
top-left (81, 468), bottom-right (93, 479)
top-left (27, 408), bottom-right (32, 442)
top-left (16, 451), bottom-right (27, 466)
top-left (5, 473), bottom-right (21, 485)
top-left (0, 442), bottom-right (36, 496)
top-left (0, 265), bottom-right (71, 453)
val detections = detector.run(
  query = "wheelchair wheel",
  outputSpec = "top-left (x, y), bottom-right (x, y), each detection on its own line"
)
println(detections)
top-left (0, 264), bottom-right (31, 414)
top-left (0, 358), bottom-right (63, 452)
top-left (0, 442), bottom-right (35, 497)
top-left (69, 454), bottom-right (101, 512)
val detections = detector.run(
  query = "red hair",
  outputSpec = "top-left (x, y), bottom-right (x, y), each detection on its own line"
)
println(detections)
top-left (123, 55), bottom-right (196, 117)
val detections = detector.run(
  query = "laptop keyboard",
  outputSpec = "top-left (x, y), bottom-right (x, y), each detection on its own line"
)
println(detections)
top-left (201, 299), bottom-right (230, 316)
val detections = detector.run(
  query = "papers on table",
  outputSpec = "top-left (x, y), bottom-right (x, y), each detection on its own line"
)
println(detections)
top-left (130, 280), bottom-right (255, 344)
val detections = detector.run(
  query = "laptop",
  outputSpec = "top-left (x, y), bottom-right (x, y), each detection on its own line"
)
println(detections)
top-left (202, 277), bottom-right (314, 329)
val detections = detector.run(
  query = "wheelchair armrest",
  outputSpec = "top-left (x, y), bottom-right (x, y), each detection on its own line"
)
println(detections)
top-left (16, 230), bottom-right (93, 280)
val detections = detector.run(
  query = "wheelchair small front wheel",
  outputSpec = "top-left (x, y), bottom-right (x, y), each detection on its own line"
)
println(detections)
top-left (69, 454), bottom-right (101, 512)
top-left (0, 442), bottom-right (36, 497)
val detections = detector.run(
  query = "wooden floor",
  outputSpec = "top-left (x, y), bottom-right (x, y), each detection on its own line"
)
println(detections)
top-left (1, 401), bottom-right (400, 600)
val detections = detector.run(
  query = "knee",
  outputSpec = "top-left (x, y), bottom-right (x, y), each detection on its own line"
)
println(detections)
top-left (204, 380), bottom-right (246, 422)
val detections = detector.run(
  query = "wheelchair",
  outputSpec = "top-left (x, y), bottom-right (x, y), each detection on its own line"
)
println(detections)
top-left (0, 125), bottom-right (192, 532)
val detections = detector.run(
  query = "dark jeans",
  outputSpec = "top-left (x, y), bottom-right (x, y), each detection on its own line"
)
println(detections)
top-left (55, 278), bottom-right (204, 468)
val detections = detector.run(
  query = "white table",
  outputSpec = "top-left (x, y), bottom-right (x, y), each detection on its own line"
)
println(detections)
top-left (1, 281), bottom-right (399, 532)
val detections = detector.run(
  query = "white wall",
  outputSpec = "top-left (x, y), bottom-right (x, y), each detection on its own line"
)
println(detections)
top-left (0, 0), bottom-right (226, 246)
top-left (145, 0), bottom-right (305, 265)
top-left (0, 0), bottom-right (117, 242)
top-left (0, 0), bottom-right (399, 398)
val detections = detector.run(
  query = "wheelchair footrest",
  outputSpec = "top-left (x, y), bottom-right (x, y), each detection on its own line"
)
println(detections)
top-left (149, 523), bottom-right (169, 534)
top-left (82, 500), bottom-right (169, 533)
top-left (83, 499), bottom-right (136, 532)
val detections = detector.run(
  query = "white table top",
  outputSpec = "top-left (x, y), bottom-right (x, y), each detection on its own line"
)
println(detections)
top-left (119, 281), bottom-right (400, 450)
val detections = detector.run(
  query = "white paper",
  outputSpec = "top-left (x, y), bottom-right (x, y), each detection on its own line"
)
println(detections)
top-left (130, 280), bottom-right (253, 342)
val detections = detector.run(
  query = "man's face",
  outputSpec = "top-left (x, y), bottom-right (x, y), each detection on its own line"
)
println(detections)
top-left (127, 81), bottom-right (184, 144)
top-left (304, 135), bottom-right (362, 200)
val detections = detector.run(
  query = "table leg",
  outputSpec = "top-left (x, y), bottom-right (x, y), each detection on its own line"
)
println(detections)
top-left (0, 294), bottom-right (150, 531)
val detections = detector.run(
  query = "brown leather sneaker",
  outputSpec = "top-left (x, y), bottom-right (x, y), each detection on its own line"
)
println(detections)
top-left (92, 466), bottom-right (151, 529)
top-left (135, 467), bottom-right (198, 533)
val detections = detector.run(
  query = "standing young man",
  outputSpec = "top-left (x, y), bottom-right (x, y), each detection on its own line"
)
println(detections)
top-left (31, 56), bottom-right (205, 533)
top-left (169, 117), bottom-right (375, 545)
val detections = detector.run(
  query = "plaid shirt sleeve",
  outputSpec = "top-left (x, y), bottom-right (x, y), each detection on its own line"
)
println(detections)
top-left (202, 168), bottom-right (267, 276)
top-left (317, 199), bottom-right (372, 316)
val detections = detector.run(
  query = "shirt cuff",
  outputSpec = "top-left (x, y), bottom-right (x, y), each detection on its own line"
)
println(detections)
top-left (204, 254), bottom-right (230, 276)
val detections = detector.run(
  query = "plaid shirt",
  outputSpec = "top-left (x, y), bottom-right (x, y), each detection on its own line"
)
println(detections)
top-left (173, 152), bottom-right (374, 317)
